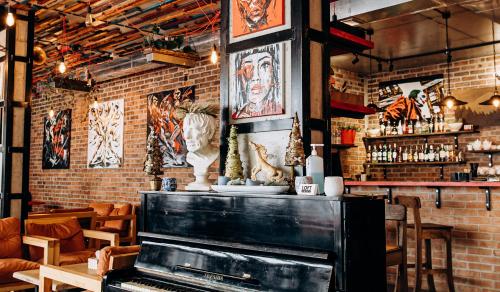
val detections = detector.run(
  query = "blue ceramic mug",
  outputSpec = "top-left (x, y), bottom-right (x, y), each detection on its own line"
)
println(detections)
top-left (161, 177), bottom-right (177, 191)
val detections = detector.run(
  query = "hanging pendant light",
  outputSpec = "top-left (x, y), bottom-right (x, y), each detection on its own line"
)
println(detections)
top-left (5, 6), bottom-right (15, 27)
top-left (58, 58), bottom-right (67, 74)
top-left (480, 11), bottom-right (500, 108)
top-left (85, 4), bottom-right (93, 27)
top-left (210, 44), bottom-right (218, 64)
top-left (48, 108), bottom-right (55, 118)
top-left (439, 11), bottom-right (467, 109)
top-left (365, 29), bottom-right (383, 112)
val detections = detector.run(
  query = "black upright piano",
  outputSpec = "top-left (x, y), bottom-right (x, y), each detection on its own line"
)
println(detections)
top-left (103, 192), bottom-right (386, 291)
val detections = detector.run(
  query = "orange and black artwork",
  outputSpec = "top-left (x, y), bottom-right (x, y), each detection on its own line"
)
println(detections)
top-left (43, 109), bottom-right (71, 169)
top-left (232, 0), bottom-right (285, 37)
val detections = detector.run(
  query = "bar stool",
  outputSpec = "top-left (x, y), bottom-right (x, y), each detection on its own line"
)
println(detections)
top-left (395, 196), bottom-right (455, 292)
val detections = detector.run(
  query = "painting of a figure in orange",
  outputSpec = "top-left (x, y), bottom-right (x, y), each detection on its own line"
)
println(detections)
top-left (43, 109), bottom-right (71, 169)
top-left (147, 86), bottom-right (195, 167)
top-left (232, 0), bottom-right (285, 37)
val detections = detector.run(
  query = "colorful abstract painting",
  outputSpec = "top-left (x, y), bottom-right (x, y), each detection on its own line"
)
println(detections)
top-left (147, 86), bottom-right (195, 167)
top-left (231, 0), bottom-right (285, 38)
top-left (230, 42), bottom-right (284, 120)
top-left (43, 109), bottom-right (71, 169)
top-left (378, 75), bottom-right (444, 121)
top-left (87, 99), bottom-right (124, 168)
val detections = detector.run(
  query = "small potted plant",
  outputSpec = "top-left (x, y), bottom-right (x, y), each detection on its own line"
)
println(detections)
top-left (144, 134), bottom-right (164, 191)
top-left (339, 125), bottom-right (359, 145)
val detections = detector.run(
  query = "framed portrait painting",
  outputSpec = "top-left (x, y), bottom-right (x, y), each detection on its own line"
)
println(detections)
top-left (230, 0), bottom-right (290, 43)
top-left (229, 42), bottom-right (291, 124)
top-left (146, 86), bottom-right (195, 167)
top-left (42, 109), bottom-right (71, 169)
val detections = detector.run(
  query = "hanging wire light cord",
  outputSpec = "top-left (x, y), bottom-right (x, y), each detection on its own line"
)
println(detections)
top-left (492, 10), bottom-right (497, 93)
top-left (445, 13), bottom-right (452, 95)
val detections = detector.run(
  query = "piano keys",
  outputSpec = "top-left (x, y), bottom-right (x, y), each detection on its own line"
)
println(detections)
top-left (103, 192), bottom-right (386, 291)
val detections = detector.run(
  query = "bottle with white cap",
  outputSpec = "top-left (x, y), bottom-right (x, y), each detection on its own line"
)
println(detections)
top-left (306, 144), bottom-right (324, 194)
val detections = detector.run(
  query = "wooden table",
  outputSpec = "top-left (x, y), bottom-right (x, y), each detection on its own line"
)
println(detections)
top-left (13, 263), bottom-right (101, 292)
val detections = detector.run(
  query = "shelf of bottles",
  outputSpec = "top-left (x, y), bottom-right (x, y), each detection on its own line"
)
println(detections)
top-left (365, 143), bottom-right (465, 166)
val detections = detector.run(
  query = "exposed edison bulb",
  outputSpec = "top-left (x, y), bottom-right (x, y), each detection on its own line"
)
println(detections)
top-left (493, 98), bottom-right (500, 108)
top-left (6, 11), bottom-right (14, 27)
top-left (93, 98), bottom-right (98, 108)
top-left (85, 6), bottom-right (93, 27)
top-left (210, 44), bottom-right (218, 64)
top-left (48, 108), bottom-right (55, 118)
top-left (58, 61), bottom-right (67, 74)
top-left (446, 99), bottom-right (454, 109)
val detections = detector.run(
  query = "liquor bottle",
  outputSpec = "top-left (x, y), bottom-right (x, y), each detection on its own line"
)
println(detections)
top-left (444, 145), bottom-right (450, 162)
top-left (429, 145), bottom-right (435, 162)
top-left (424, 143), bottom-right (429, 162)
top-left (387, 144), bottom-right (393, 162)
top-left (407, 146), bottom-right (413, 162)
top-left (439, 144), bottom-right (445, 162)
top-left (438, 114), bottom-right (444, 132)
top-left (397, 120), bottom-right (403, 135)
top-left (393, 143), bottom-right (398, 162)
top-left (415, 118), bottom-right (422, 134)
top-left (429, 116), bottom-right (435, 133)
top-left (382, 144), bottom-right (387, 162)
top-left (380, 120), bottom-right (386, 136)
top-left (372, 145), bottom-right (378, 163)
top-left (458, 150), bottom-right (463, 162)
top-left (398, 146), bottom-right (403, 163)
top-left (403, 147), bottom-right (408, 162)
top-left (366, 145), bottom-right (372, 163)
top-left (408, 120), bottom-right (414, 134)
top-left (378, 145), bottom-right (383, 162)
top-left (414, 146), bottom-right (419, 162)
top-left (418, 145), bottom-right (424, 162)
top-left (391, 122), bottom-right (398, 136)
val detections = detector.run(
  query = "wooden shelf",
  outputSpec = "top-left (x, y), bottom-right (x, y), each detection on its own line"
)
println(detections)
top-left (363, 130), bottom-right (478, 141)
top-left (331, 100), bottom-right (376, 119)
top-left (468, 149), bottom-right (500, 154)
top-left (345, 181), bottom-right (500, 187)
top-left (364, 161), bottom-right (464, 167)
top-left (332, 144), bottom-right (357, 149)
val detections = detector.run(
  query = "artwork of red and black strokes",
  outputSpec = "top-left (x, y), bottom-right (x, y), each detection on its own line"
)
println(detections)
top-left (147, 86), bottom-right (195, 168)
top-left (43, 109), bottom-right (71, 169)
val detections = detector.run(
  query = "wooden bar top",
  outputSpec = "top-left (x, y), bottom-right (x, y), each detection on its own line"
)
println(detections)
top-left (345, 181), bottom-right (500, 187)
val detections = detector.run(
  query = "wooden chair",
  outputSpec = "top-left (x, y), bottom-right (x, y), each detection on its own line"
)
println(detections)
top-left (385, 204), bottom-right (408, 292)
top-left (0, 217), bottom-right (57, 292)
top-left (24, 216), bottom-right (119, 266)
top-left (395, 196), bottom-right (455, 292)
top-left (90, 203), bottom-right (137, 246)
top-left (39, 246), bottom-right (140, 292)
top-left (28, 211), bottom-right (97, 230)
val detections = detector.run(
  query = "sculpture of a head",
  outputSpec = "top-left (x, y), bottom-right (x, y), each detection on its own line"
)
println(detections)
top-left (183, 113), bottom-right (216, 153)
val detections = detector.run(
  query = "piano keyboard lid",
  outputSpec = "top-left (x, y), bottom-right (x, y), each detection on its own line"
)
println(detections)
top-left (133, 240), bottom-right (334, 292)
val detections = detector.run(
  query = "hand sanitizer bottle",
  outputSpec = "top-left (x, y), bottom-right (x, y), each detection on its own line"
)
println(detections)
top-left (306, 144), bottom-right (324, 194)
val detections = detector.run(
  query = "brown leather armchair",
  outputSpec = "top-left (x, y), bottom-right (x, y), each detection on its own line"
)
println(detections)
top-left (89, 203), bottom-right (137, 246)
top-left (0, 217), bottom-right (57, 291)
top-left (24, 217), bottom-right (118, 266)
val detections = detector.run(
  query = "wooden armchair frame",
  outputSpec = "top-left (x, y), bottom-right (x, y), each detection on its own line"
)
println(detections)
top-left (27, 211), bottom-right (97, 230)
top-left (0, 234), bottom-right (58, 291)
top-left (24, 217), bottom-right (119, 266)
top-left (95, 205), bottom-right (137, 246)
top-left (39, 249), bottom-right (139, 292)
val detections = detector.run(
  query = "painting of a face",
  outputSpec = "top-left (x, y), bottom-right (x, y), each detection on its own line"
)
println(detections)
top-left (230, 43), bottom-right (284, 120)
top-left (232, 0), bottom-right (284, 38)
top-left (240, 52), bottom-right (273, 105)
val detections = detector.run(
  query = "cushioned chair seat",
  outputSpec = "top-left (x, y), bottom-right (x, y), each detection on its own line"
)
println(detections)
top-left (0, 258), bottom-right (39, 284)
top-left (96, 226), bottom-right (129, 237)
top-left (39, 249), bottom-right (96, 266)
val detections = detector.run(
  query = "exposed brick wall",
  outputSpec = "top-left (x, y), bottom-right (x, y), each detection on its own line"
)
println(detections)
top-left (29, 59), bottom-right (220, 209)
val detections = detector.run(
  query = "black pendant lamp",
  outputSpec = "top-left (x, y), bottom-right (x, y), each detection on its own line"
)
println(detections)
top-left (439, 11), bottom-right (468, 109)
top-left (480, 11), bottom-right (500, 108)
top-left (365, 29), bottom-right (383, 112)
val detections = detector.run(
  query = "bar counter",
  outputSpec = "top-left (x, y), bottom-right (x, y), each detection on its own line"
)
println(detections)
top-left (344, 180), bottom-right (500, 210)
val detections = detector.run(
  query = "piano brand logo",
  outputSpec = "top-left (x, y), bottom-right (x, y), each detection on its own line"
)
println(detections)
top-left (204, 272), bottom-right (224, 281)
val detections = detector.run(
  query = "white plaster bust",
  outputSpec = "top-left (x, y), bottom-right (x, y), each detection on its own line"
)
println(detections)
top-left (183, 112), bottom-right (219, 191)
